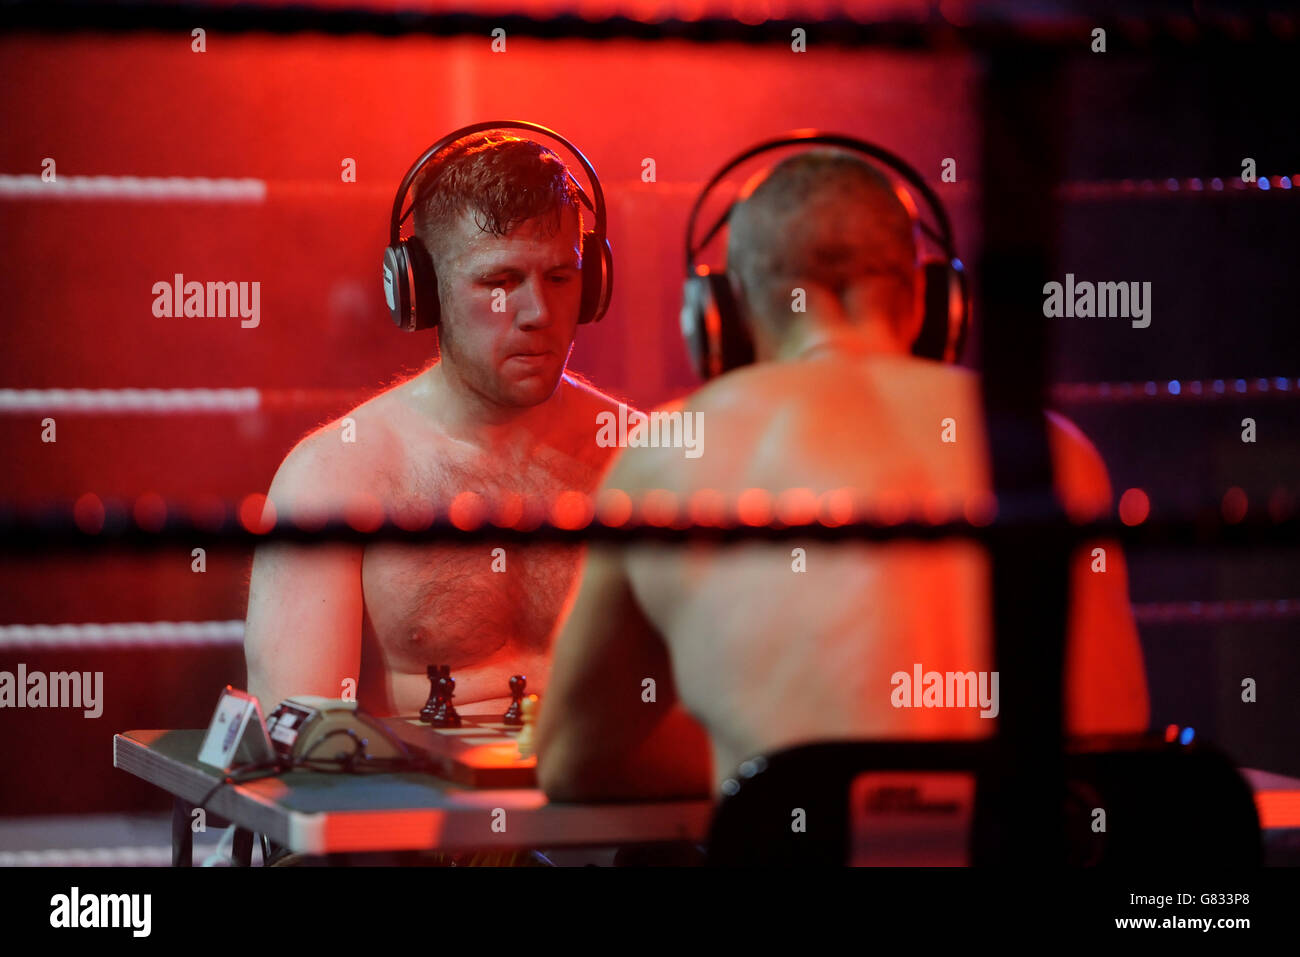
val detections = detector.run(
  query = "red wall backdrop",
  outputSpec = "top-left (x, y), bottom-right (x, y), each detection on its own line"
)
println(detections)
top-left (0, 29), bottom-right (977, 813)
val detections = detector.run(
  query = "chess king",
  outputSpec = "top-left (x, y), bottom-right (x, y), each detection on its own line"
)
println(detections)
top-left (244, 123), bottom-right (627, 717)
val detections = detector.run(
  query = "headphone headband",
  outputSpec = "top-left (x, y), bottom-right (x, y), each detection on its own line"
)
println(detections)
top-left (679, 130), bottom-right (968, 376)
top-left (389, 120), bottom-right (607, 248)
top-left (383, 120), bottom-right (614, 331)
top-left (684, 129), bottom-right (955, 270)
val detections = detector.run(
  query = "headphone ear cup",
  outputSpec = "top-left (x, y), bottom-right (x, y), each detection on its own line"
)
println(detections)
top-left (913, 258), bottom-right (960, 361)
top-left (679, 267), bottom-right (755, 381)
top-left (382, 244), bottom-right (413, 331)
top-left (680, 271), bottom-right (715, 380)
top-left (404, 237), bottom-right (440, 330)
top-left (710, 272), bottom-right (755, 374)
top-left (579, 230), bottom-right (613, 324)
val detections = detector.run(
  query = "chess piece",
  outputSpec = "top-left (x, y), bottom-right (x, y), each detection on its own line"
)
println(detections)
top-left (419, 664), bottom-right (443, 723)
top-left (503, 675), bottom-right (526, 726)
top-left (516, 694), bottom-right (539, 758)
top-left (430, 665), bottom-right (450, 721)
top-left (433, 672), bottom-right (462, 728)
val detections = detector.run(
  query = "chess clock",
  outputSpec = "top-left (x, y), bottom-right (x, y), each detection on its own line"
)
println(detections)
top-left (265, 696), bottom-right (406, 766)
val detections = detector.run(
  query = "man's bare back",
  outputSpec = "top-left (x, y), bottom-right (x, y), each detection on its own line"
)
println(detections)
top-left (608, 354), bottom-right (1150, 790)
top-left (245, 370), bottom-right (622, 716)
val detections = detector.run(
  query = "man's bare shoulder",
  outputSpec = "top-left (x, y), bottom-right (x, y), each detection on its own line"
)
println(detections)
top-left (269, 396), bottom-right (402, 511)
top-left (1045, 410), bottom-right (1114, 516)
top-left (678, 353), bottom-right (977, 416)
top-left (599, 395), bottom-right (700, 495)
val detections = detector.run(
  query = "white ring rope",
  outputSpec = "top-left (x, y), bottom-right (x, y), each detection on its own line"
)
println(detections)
top-left (1, 174), bottom-right (1296, 204)
top-left (0, 621), bottom-right (244, 650)
top-left (0, 846), bottom-right (174, 867)
top-left (0, 388), bottom-right (261, 413)
top-left (0, 174), bottom-right (267, 202)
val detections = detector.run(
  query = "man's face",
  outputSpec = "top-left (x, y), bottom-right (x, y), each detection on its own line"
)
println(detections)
top-left (434, 205), bottom-right (584, 410)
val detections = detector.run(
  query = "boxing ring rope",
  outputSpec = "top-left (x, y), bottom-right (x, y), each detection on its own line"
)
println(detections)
top-left (0, 621), bottom-right (245, 651)
top-left (0, 174), bottom-right (267, 203)
top-left (4, 1), bottom-right (1298, 52)
top-left (2, 492), bottom-right (1298, 548)
top-left (0, 847), bottom-right (175, 868)
top-left (2, 172), bottom-right (1296, 204)
top-left (4, 599), bottom-right (1298, 652)
top-left (1, 376), bottom-right (1296, 415)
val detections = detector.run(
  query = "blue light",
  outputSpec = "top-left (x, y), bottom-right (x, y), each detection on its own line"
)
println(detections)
top-left (1213, 380), bottom-right (1226, 394)
top-left (1210, 178), bottom-right (1224, 191)
top-left (1144, 381), bottom-right (1157, 396)
top-left (1165, 178), bottom-right (1180, 191)
top-left (1259, 178), bottom-right (1271, 190)
top-left (1168, 380), bottom-right (1181, 395)
top-left (1234, 379), bottom-right (1247, 393)
top-left (1179, 726), bottom-right (1195, 746)
top-left (1282, 177), bottom-right (1293, 189)
top-left (1277, 377), bottom-right (1291, 391)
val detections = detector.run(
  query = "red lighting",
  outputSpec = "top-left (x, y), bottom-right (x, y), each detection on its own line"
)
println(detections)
top-left (238, 493), bottom-right (276, 534)
top-left (392, 500), bottom-right (436, 532)
top-left (448, 492), bottom-right (485, 532)
top-left (965, 491), bottom-right (997, 527)
top-left (1221, 487), bottom-right (1248, 524)
top-left (641, 489), bottom-right (679, 528)
top-left (341, 492), bottom-right (381, 533)
top-left (1118, 488), bottom-right (1150, 526)
top-left (737, 488), bottom-right (773, 526)
top-left (818, 488), bottom-right (856, 527)
top-left (687, 488), bottom-right (727, 527)
top-left (774, 488), bottom-right (818, 526)
top-left (595, 489), bottom-right (633, 527)
top-left (132, 492), bottom-right (167, 532)
top-left (73, 493), bottom-right (105, 534)
top-left (550, 490), bottom-right (593, 530)
top-left (491, 492), bottom-right (524, 529)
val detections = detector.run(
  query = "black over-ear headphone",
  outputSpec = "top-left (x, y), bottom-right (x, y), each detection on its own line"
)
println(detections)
top-left (382, 120), bottom-right (614, 332)
top-left (681, 130), bottom-right (968, 380)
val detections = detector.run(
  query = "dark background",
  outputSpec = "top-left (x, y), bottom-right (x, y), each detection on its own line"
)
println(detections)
top-left (0, 8), bottom-right (1297, 816)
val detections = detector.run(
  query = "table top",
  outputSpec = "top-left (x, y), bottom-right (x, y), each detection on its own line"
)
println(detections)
top-left (116, 729), bottom-right (1300, 858)
top-left (113, 729), bottom-right (715, 855)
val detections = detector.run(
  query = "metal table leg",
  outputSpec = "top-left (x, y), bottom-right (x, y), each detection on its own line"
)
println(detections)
top-left (232, 828), bottom-right (254, 866)
top-left (172, 797), bottom-right (194, 867)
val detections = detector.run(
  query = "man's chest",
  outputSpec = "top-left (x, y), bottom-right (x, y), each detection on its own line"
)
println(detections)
top-left (360, 443), bottom-right (606, 667)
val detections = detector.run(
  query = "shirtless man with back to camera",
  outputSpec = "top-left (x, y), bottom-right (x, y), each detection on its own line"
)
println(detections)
top-left (537, 148), bottom-right (1150, 800)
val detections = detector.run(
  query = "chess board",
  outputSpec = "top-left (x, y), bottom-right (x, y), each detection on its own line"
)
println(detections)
top-left (380, 713), bottom-right (536, 789)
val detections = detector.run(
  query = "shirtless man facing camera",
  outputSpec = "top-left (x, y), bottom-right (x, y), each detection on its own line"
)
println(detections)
top-left (245, 133), bottom-right (624, 716)
top-left (537, 149), bottom-right (1150, 800)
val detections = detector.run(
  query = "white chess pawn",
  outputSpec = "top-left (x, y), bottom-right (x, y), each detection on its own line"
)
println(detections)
top-left (515, 694), bottom-right (540, 759)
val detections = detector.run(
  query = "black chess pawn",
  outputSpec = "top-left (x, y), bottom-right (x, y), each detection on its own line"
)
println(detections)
top-left (432, 673), bottom-right (462, 728)
top-left (419, 664), bottom-right (443, 723)
top-left (503, 675), bottom-right (527, 726)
